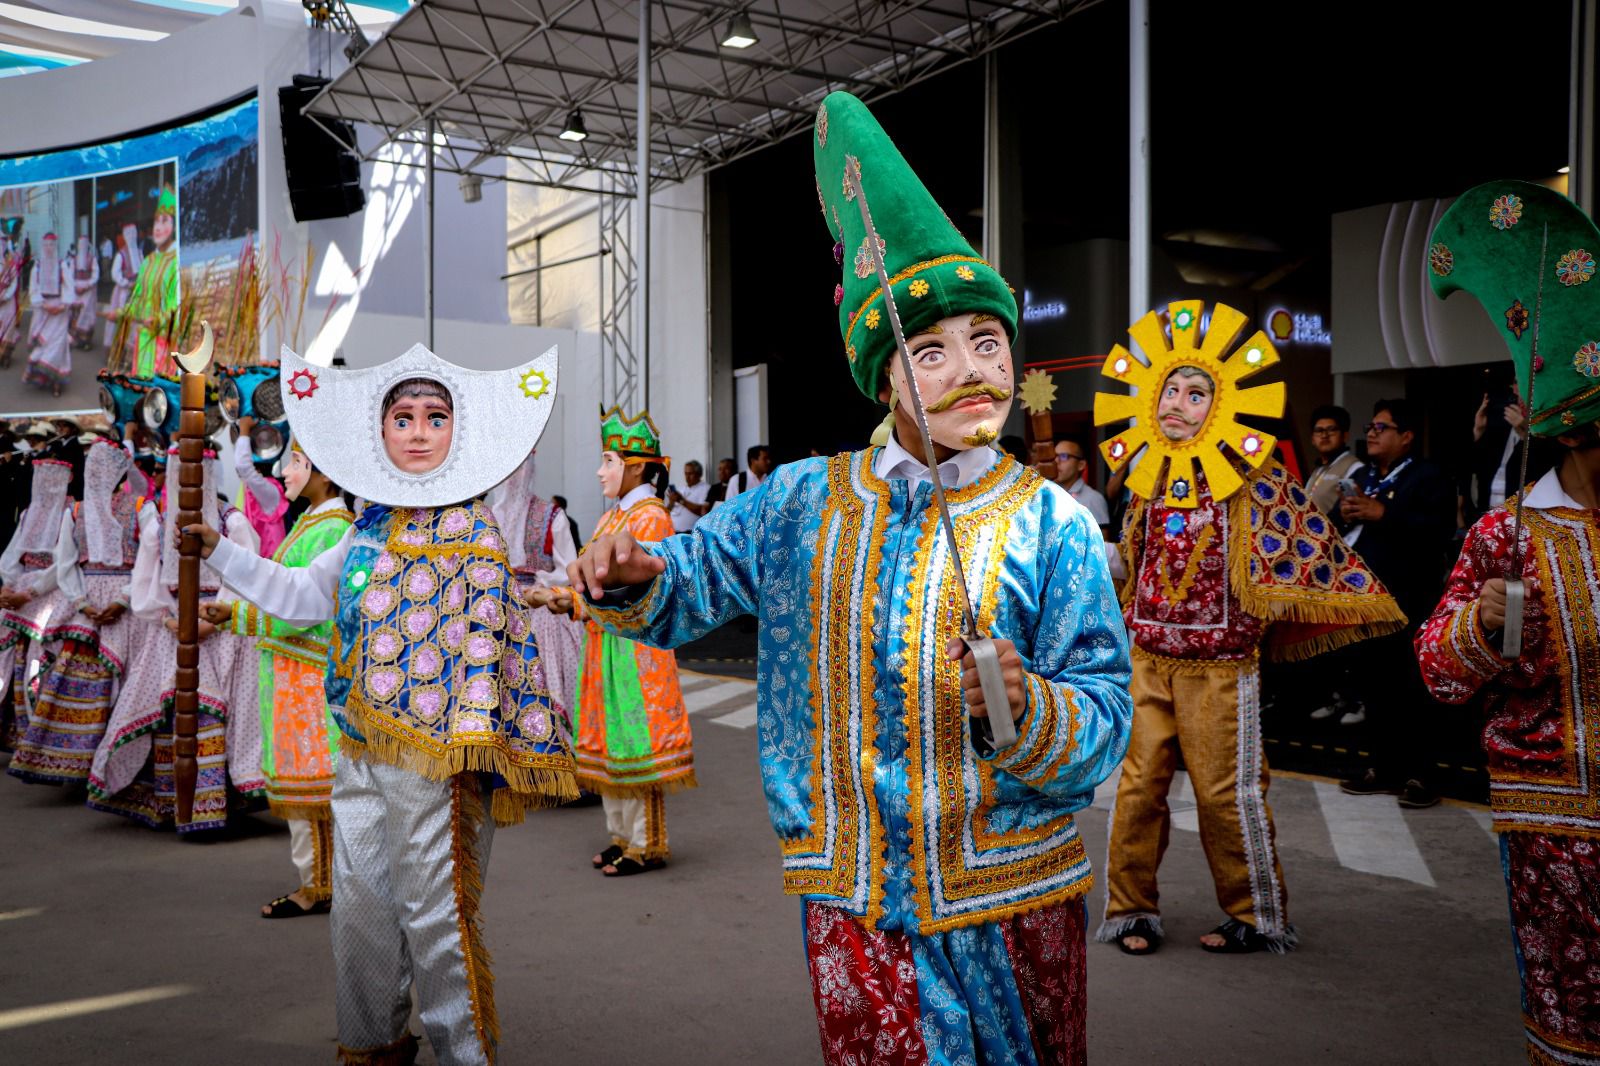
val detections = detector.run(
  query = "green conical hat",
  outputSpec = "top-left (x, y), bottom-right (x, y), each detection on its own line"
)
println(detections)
top-left (1430, 180), bottom-right (1600, 435)
top-left (155, 185), bottom-right (177, 219)
top-left (813, 91), bottom-right (1017, 399)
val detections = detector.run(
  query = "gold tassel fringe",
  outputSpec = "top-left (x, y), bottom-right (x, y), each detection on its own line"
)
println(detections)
top-left (267, 798), bottom-right (333, 822)
top-left (451, 779), bottom-right (499, 1064)
top-left (339, 723), bottom-right (578, 805)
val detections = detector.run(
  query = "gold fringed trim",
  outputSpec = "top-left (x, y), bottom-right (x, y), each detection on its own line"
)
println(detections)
top-left (336, 1032), bottom-right (419, 1066)
top-left (301, 885), bottom-right (333, 903)
top-left (1226, 488), bottom-right (1409, 631)
top-left (267, 798), bottom-right (333, 822)
top-left (388, 541), bottom-right (507, 565)
top-left (451, 779), bottom-right (499, 1064)
top-left (1265, 619), bottom-right (1407, 664)
top-left (573, 769), bottom-right (698, 800)
top-left (1132, 645), bottom-right (1258, 674)
top-left (338, 717), bottom-right (577, 803)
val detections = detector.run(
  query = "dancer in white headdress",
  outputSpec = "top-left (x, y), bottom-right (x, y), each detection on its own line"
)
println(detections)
top-left (68, 234), bottom-right (99, 350)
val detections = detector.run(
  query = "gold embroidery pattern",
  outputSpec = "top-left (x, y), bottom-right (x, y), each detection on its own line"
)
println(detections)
top-left (1157, 524), bottom-right (1217, 603)
top-left (1490, 510), bottom-right (1600, 835)
top-left (903, 461), bottom-right (1092, 931)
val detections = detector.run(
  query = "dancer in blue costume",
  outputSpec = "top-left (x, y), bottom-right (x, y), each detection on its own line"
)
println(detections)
top-left (187, 343), bottom-right (572, 1066)
top-left (570, 92), bottom-right (1132, 1066)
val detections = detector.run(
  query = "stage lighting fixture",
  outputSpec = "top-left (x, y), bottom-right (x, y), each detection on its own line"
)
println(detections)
top-left (721, 12), bottom-right (757, 48)
top-left (559, 110), bottom-right (588, 142)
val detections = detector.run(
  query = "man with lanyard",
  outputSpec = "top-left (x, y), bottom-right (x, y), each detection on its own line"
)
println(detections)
top-left (1338, 399), bottom-right (1456, 806)
top-left (569, 91), bottom-right (1131, 1064)
top-left (1302, 405), bottom-right (1363, 524)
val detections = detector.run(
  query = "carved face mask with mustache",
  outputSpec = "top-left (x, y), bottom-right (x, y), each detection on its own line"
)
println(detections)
top-left (885, 312), bottom-right (1015, 452)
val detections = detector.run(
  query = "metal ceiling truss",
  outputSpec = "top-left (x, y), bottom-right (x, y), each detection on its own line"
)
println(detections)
top-left (304, 0), bottom-right (1100, 194)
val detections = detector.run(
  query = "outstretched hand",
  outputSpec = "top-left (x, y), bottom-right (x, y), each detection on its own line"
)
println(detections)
top-left (566, 531), bottom-right (667, 600)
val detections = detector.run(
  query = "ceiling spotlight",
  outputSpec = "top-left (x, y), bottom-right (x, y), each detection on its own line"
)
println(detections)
top-left (459, 173), bottom-right (483, 203)
top-left (559, 109), bottom-right (588, 142)
top-left (721, 12), bottom-right (757, 48)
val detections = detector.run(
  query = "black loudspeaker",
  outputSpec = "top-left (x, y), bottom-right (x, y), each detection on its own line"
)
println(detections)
top-left (279, 75), bottom-right (366, 222)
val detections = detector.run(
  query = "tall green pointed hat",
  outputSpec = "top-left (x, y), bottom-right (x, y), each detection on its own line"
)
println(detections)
top-left (813, 91), bottom-right (1017, 399)
top-left (1430, 180), bottom-right (1600, 435)
top-left (155, 184), bottom-right (177, 219)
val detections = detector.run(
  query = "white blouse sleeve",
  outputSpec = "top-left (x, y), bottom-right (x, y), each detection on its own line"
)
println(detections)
top-left (129, 502), bottom-right (172, 620)
top-left (0, 508), bottom-right (26, 585)
top-left (54, 511), bottom-right (84, 606)
top-left (209, 528), bottom-right (350, 627)
top-left (233, 435), bottom-right (283, 514)
top-left (536, 509), bottom-right (579, 588)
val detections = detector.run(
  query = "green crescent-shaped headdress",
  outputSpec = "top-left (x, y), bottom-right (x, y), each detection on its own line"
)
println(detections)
top-left (813, 91), bottom-right (1018, 400)
top-left (1429, 179), bottom-right (1600, 435)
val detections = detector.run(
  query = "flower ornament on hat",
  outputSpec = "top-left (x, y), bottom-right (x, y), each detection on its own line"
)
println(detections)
top-left (813, 91), bottom-right (1018, 400)
top-left (276, 342), bottom-right (559, 507)
top-left (1094, 299), bottom-right (1285, 510)
top-left (599, 405), bottom-right (670, 469)
top-left (1429, 179), bottom-right (1600, 434)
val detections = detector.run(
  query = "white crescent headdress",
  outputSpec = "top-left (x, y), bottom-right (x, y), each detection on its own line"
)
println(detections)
top-left (277, 342), bottom-right (558, 508)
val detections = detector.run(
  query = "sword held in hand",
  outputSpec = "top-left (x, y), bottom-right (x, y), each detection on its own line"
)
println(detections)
top-left (844, 159), bottom-right (1018, 749)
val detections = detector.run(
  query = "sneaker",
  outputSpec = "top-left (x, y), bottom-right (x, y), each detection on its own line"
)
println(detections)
top-left (1338, 707), bottom-right (1366, 726)
top-left (1309, 704), bottom-right (1338, 721)
top-left (1398, 780), bottom-right (1440, 809)
top-left (1339, 768), bottom-right (1399, 796)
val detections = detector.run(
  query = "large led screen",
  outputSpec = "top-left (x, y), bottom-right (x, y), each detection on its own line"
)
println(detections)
top-left (0, 94), bottom-right (258, 415)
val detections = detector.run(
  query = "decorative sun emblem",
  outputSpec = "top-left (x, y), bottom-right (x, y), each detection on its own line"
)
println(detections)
top-left (1505, 299), bottom-right (1530, 340)
top-left (518, 367), bottom-right (550, 399)
top-left (1093, 299), bottom-right (1285, 510)
top-left (1018, 368), bottom-right (1058, 415)
top-left (287, 367), bottom-right (319, 400)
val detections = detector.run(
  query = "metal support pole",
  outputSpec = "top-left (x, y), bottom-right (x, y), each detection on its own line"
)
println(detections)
top-left (636, 0), bottom-right (652, 410)
top-left (1128, 0), bottom-right (1150, 326)
top-left (1572, 0), bottom-right (1595, 213)
top-left (425, 117), bottom-right (436, 349)
top-left (982, 53), bottom-right (1000, 268)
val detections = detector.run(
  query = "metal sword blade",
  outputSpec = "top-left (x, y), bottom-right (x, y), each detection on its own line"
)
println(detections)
top-left (844, 159), bottom-right (978, 638)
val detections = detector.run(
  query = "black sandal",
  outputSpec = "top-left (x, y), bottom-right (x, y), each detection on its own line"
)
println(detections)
top-left (1200, 921), bottom-right (1272, 954)
top-left (592, 843), bottom-right (625, 869)
top-left (261, 894), bottom-right (331, 919)
top-left (602, 855), bottom-right (666, 877)
top-left (1115, 917), bottom-right (1162, 956)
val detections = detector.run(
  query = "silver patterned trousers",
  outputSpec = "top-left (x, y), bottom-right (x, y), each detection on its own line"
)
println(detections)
top-left (331, 757), bottom-right (498, 1065)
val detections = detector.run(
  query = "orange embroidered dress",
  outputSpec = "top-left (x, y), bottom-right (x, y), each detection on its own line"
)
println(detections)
top-left (573, 487), bottom-right (695, 796)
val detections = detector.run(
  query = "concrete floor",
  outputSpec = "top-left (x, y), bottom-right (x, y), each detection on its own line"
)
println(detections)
top-left (0, 672), bottom-right (1522, 1065)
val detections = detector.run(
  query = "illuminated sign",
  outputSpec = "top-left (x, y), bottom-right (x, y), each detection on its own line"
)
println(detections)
top-left (1022, 290), bottom-right (1067, 322)
top-left (1267, 307), bottom-right (1331, 347)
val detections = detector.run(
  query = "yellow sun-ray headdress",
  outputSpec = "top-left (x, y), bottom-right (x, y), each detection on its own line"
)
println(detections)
top-left (1093, 299), bottom-right (1286, 509)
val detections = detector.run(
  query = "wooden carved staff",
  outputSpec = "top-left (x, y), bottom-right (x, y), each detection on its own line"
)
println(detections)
top-left (172, 322), bottom-right (214, 826)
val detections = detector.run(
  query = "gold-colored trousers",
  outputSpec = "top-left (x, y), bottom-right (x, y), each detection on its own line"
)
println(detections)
top-left (1098, 649), bottom-right (1294, 950)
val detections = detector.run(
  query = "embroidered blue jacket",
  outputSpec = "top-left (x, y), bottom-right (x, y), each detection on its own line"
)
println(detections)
top-left (587, 449), bottom-right (1131, 933)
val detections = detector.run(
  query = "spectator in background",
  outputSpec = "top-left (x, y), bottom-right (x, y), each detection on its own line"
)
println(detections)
top-left (1467, 384), bottom-right (1558, 525)
top-left (1303, 405), bottom-right (1364, 524)
top-left (1338, 399), bottom-right (1457, 808)
top-left (705, 456), bottom-right (737, 507)
top-left (666, 459), bottom-right (711, 532)
top-left (551, 494), bottom-right (582, 551)
top-left (1053, 436), bottom-right (1111, 533)
top-left (722, 444), bottom-right (774, 503)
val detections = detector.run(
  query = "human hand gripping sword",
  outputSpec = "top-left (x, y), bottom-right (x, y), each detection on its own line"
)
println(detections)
top-left (844, 160), bottom-right (1018, 748)
top-left (1501, 223), bottom-right (1547, 660)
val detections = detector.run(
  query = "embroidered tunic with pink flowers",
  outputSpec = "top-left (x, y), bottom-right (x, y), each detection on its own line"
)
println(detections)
top-left (326, 499), bottom-right (577, 824)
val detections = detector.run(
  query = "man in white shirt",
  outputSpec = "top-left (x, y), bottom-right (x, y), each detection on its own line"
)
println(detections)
top-left (721, 444), bottom-right (774, 503)
top-left (1052, 436), bottom-right (1110, 533)
top-left (666, 459), bottom-right (711, 532)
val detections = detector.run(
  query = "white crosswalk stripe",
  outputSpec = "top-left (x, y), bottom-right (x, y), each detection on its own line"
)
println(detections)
top-left (1092, 766), bottom-right (1487, 889)
top-left (681, 674), bottom-right (757, 729)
